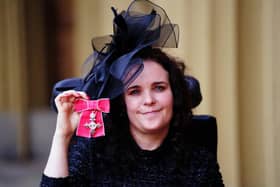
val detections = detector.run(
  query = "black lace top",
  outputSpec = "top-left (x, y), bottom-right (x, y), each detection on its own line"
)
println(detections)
top-left (40, 134), bottom-right (224, 187)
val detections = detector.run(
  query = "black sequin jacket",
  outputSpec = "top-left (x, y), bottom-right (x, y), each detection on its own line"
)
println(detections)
top-left (40, 134), bottom-right (224, 187)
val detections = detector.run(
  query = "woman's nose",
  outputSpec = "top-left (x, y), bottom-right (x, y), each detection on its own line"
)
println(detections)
top-left (143, 91), bottom-right (156, 105)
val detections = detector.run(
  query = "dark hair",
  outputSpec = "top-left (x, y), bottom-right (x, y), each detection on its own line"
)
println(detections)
top-left (93, 48), bottom-right (192, 174)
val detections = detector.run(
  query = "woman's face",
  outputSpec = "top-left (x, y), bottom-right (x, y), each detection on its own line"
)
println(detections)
top-left (124, 60), bottom-right (173, 136)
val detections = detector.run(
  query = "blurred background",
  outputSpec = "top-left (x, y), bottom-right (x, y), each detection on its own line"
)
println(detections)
top-left (0, 0), bottom-right (279, 186)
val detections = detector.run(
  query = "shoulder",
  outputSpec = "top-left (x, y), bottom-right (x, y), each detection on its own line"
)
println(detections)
top-left (188, 146), bottom-right (217, 172)
top-left (187, 146), bottom-right (224, 186)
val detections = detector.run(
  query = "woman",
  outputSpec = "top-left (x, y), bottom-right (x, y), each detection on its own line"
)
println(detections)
top-left (41, 0), bottom-right (224, 186)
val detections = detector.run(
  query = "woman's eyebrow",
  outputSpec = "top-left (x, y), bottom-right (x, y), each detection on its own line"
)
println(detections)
top-left (126, 85), bottom-right (140, 90)
top-left (153, 81), bottom-right (169, 85)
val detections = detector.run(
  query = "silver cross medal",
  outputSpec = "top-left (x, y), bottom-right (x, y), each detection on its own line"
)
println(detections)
top-left (84, 111), bottom-right (101, 136)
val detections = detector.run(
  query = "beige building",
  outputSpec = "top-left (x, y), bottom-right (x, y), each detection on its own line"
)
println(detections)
top-left (0, 0), bottom-right (279, 186)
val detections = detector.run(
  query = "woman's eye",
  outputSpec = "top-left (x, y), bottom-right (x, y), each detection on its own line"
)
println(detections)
top-left (154, 85), bottom-right (165, 92)
top-left (128, 89), bottom-right (140, 95)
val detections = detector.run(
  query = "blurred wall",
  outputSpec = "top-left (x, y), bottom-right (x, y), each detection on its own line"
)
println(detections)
top-left (238, 0), bottom-right (280, 186)
top-left (0, 0), bottom-right (279, 186)
top-left (0, 0), bottom-right (31, 159)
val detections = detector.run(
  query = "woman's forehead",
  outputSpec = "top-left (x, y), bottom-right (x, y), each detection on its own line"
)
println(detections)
top-left (130, 60), bottom-right (169, 84)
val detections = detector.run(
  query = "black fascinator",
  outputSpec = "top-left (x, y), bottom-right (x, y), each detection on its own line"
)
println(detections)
top-left (51, 0), bottom-right (179, 110)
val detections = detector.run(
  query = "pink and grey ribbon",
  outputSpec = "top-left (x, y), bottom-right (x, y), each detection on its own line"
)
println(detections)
top-left (74, 98), bottom-right (110, 138)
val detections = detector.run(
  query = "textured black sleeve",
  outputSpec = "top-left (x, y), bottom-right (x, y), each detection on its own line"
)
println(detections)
top-left (189, 147), bottom-right (224, 187)
top-left (205, 151), bottom-right (224, 186)
top-left (40, 174), bottom-right (70, 187)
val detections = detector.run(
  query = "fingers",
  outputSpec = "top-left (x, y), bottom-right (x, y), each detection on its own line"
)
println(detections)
top-left (58, 90), bottom-right (88, 99)
top-left (56, 90), bottom-right (88, 101)
top-left (55, 90), bottom-right (89, 112)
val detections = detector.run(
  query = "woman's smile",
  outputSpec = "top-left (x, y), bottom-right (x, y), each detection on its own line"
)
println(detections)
top-left (140, 111), bottom-right (160, 119)
top-left (140, 108), bottom-right (161, 114)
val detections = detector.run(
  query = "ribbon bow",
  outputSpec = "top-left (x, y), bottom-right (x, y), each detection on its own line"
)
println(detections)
top-left (74, 98), bottom-right (110, 138)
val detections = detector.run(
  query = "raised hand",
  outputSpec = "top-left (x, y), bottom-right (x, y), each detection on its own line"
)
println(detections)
top-left (54, 90), bottom-right (89, 138)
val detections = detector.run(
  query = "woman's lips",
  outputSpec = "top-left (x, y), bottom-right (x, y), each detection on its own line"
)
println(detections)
top-left (141, 109), bottom-right (161, 115)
